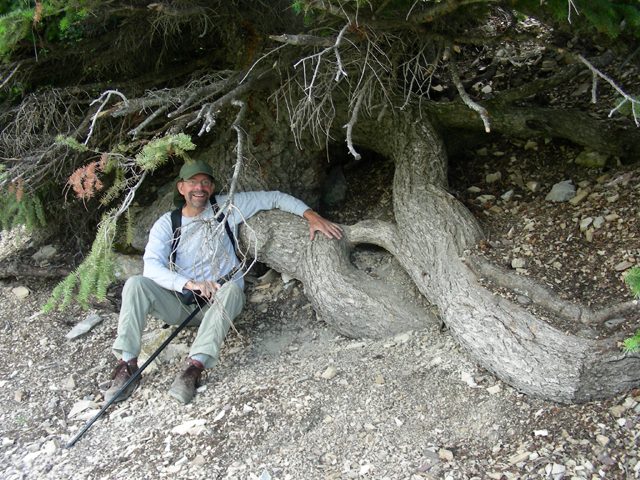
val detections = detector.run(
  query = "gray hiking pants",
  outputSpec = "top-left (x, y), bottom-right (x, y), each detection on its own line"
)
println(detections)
top-left (112, 275), bottom-right (246, 369)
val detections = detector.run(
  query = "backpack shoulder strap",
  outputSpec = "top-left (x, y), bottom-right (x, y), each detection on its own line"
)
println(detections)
top-left (170, 208), bottom-right (182, 267)
top-left (212, 202), bottom-right (236, 251)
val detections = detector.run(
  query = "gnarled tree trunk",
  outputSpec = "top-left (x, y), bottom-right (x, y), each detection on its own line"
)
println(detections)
top-left (240, 108), bottom-right (640, 404)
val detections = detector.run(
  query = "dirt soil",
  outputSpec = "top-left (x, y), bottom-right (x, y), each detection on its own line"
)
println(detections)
top-left (1, 131), bottom-right (639, 480)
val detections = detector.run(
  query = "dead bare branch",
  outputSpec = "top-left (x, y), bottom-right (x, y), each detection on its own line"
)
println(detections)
top-left (449, 51), bottom-right (490, 132)
top-left (491, 51), bottom-right (615, 105)
top-left (86, 90), bottom-right (129, 145)
top-left (0, 64), bottom-right (20, 90)
top-left (189, 76), bottom-right (260, 136)
top-left (577, 54), bottom-right (640, 126)
top-left (270, 34), bottom-right (335, 47)
top-left (344, 85), bottom-right (366, 160)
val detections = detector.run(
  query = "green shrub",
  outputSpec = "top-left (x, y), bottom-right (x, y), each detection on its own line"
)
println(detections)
top-left (621, 267), bottom-right (640, 353)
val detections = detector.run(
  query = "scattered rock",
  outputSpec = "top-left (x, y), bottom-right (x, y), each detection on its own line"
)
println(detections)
top-left (614, 261), bottom-right (634, 272)
top-left (609, 405), bottom-right (626, 417)
top-left (511, 172), bottom-right (525, 187)
top-left (42, 440), bottom-right (59, 455)
top-left (570, 83), bottom-right (590, 96)
top-left (476, 194), bottom-right (496, 204)
top-left (486, 385), bottom-right (501, 395)
top-left (501, 190), bottom-right (514, 201)
top-left (508, 451), bottom-right (531, 464)
top-left (526, 181), bottom-right (541, 193)
top-left (31, 245), bottom-right (56, 264)
top-left (393, 332), bottom-right (411, 343)
top-left (64, 376), bottom-right (76, 390)
top-left (511, 258), bottom-right (526, 269)
top-left (486, 172), bottom-right (502, 183)
top-left (11, 286), bottom-right (30, 299)
top-left (545, 181), bottom-right (576, 202)
top-left (461, 371), bottom-right (477, 388)
top-left (548, 463), bottom-right (566, 480)
top-left (579, 217), bottom-right (593, 231)
top-left (171, 419), bottom-right (207, 436)
top-left (438, 448), bottom-right (454, 461)
top-left (68, 400), bottom-right (100, 418)
top-left (65, 314), bottom-right (103, 340)
top-left (321, 366), bottom-right (338, 379)
top-left (574, 150), bottom-right (608, 168)
top-left (592, 216), bottom-right (605, 229)
top-left (568, 189), bottom-right (590, 205)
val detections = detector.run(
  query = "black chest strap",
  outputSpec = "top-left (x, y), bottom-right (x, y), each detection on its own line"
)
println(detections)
top-left (170, 203), bottom-right (235, 267)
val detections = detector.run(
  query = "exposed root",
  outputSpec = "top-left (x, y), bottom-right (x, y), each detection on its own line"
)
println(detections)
top-left (465, 254), bottom-right (640, 324)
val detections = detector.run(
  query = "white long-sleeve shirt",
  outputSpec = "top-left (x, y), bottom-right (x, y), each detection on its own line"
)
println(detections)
top-left (143, 191), bottom-right (309, 292)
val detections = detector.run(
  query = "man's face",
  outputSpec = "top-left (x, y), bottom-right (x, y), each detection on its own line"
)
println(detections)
top-left (177, 173), bottom-right (215, 210)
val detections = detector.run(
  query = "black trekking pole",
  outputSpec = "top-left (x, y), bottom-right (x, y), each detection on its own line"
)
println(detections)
top-left (65, 304), bottom-right (202, 448)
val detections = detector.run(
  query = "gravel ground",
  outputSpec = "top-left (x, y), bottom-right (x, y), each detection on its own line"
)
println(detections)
top-left (0, 264), bottom-right (639, 480)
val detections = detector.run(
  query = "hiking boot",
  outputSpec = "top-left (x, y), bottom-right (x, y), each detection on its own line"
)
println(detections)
top-left (104, 359), bottom-right (140, 403)
top-left (168, 358), bottom-right (204, 404)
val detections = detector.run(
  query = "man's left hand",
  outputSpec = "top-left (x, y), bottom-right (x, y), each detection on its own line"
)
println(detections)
top-left (303, 210), bottom-right (343, 241)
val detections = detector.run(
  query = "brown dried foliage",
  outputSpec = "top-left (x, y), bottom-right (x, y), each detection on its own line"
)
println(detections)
top-left (67, 162), bottom-right (104, 200)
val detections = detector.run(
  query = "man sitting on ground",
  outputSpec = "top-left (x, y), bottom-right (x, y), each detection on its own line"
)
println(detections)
top-left (106, 160), bottom-right (343, 404)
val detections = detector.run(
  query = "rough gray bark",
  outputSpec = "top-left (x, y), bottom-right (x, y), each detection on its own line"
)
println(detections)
top-left (238, 211), bottom-right (440, 339)
top-left (386, 122), bottom-right (640, 403)
top-left (239, 107), bottom-right (640, 404)
top-left (427, 101), bottom-right (640, 162)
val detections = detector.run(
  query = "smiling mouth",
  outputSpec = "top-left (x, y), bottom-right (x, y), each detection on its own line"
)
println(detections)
top-left (189, 192), bottom-right (208, 204)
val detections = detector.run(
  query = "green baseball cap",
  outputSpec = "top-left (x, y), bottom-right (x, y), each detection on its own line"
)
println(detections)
top-left (173, 160), bottom-right (221, 207)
